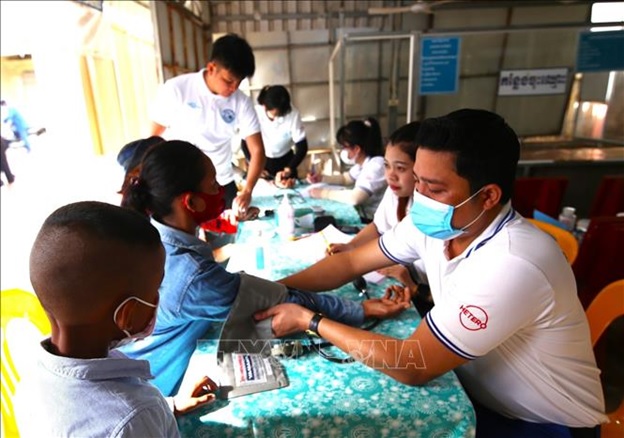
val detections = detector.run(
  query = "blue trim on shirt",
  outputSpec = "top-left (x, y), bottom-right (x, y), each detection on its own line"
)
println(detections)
top-left (378, 237), bottom-right (412, 265)
top-left (465, 208), bottom-right (516, 259)
top-left (426, 313), bottom-right (477, 360)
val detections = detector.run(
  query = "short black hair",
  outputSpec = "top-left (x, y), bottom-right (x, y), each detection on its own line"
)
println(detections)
top-left (117, 136), bottom-right (164, 173)
top-left (257, 85), bottom-right (292, 117)
top-left (210, 33), bottom-right (255, 79)
top-left (336, 117), bottom-right (384, 158)
top-left (415, 108), bottom-right (520, 204)
top-left (30, 201), bottom-right (162, 320)
top-left (38, 201), bottom-right (161, 248)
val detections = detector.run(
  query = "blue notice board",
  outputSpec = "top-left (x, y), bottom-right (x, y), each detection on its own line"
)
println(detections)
top-left (576, 30), bottom-right (624, 73)
top-left (419, 36), bottom-right (461, 95)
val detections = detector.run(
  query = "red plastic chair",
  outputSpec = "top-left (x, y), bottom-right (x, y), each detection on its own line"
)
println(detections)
top-left (512, 177), bottom-right (568, 219)
top-left (573, 217), bottom-right (624, 309)
top-left (589, 175), bottom-right (624, 218)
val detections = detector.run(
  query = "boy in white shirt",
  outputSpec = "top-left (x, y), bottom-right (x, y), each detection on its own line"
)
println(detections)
top-left (150, 33), bottom-right (265, 216)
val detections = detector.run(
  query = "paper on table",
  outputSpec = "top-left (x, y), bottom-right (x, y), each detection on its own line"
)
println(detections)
top-left (281, 224), bottom-right (353, 264)
top-left (299, 183), bottom-right (346, 197)
top-left (363, 271), bottom-right (386, 284)
top-left (251, 178), bottom-right (280, 197)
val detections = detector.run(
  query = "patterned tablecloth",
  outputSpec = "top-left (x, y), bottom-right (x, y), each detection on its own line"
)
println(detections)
top-left (178, 196), bottom-right (476, 438)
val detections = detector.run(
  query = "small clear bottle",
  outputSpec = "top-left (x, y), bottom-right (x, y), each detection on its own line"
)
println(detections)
top-left (558, 206), bottom-right (577, 231)
top-left (277, 194), bottom-right (295, 240)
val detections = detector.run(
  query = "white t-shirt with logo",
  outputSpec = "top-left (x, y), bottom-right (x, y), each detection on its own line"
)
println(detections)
top-left (379, 203), bottom-right (607, 427)
top-left (150, 70), bottom-right (260, 185)
top-left (255, 105), bottom-right (306, 159)
top-left (348, 156), bottom-right (387, 220)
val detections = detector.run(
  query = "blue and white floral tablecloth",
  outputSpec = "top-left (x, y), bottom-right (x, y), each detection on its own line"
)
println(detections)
top-left (178, 197), bottom-right (476, 437)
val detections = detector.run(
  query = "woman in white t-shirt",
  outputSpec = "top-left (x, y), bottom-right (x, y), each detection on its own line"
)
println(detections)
top-left (241, 85), bottom-right (307, 188)
top-left (326, 122), bottom-right (431, 308)
top-left (307, 117), bottom-right (386, 222)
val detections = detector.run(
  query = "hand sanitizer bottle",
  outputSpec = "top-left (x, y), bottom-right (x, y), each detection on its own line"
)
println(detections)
top-left (277, 194), bottom-right (295, 240)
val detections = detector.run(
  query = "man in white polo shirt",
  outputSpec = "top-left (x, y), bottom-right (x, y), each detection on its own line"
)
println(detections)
top-left (256, 109), bottom-right (607, 437)
top-left (150, 33), bottom-right (265, 215)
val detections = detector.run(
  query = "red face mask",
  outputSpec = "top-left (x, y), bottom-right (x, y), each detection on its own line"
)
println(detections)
top-left (184, 187), bottom-right (226, 226)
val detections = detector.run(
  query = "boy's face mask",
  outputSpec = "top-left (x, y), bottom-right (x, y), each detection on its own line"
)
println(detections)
top-left (409, 187), bottom-right (485, 240)
top-left (184, 187), bottom-right (226, 227)
top-left (110, 296), bottom-right (158, 350)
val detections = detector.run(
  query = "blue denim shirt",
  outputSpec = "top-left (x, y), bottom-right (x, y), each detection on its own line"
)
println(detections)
top-left (120, 219), bottom-right (364, 396)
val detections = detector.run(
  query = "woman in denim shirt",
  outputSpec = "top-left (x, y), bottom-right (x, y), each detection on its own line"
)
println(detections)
top-left (119, 140), bottom-right (409, 396)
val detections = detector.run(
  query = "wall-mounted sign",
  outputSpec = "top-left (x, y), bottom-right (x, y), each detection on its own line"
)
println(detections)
top-left (498, 68), bottom-right (569, 96)
top-left (419, 36), bottom-right (461, 95)
top-left (576, 30), bottom-right (624, 73)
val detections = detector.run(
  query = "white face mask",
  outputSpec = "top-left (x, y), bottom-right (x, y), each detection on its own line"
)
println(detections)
top-left (110, 296), bottom-right (158, 350)
top-left (340, 149), bottom-right (356, 166)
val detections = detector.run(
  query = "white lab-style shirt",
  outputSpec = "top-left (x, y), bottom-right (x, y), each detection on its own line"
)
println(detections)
top-left (348, 156), bottom-right (387, 220)
top-left (255, 104), bottom-right (305, 159)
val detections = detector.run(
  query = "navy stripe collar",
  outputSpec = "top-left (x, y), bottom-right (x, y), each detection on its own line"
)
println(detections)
top-left (465, 204), bottom-right (516, 259)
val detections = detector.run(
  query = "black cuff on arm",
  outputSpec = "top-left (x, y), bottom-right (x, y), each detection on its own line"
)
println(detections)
top-left (288, 138), bottom-right (308, 171)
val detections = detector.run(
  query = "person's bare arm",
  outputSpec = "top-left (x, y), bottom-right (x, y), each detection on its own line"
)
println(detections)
top-left (279, 238), bottom-right (392, 291)
top-left (150, 122), bottom-right (166, 137)
top-left (255, 303), bottom-right (468, 386)
top-left (328, 222), bottom-right (380, 254)
top-left (323, 172), bottom-right (354, 185)
top-left (234, 132), bottom-right (265, 212)
top-left (310, 186), bottom-right (369, 206)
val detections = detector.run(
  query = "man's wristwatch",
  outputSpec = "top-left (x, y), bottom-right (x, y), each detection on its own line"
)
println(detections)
top-left (306, 313), bottom-right (324, 337)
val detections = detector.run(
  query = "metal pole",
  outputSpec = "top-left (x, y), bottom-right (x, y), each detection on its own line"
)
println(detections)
top-left (407, 33), bottom-right (417, 123)
top-left (339, 33), bottom-right (346, 130)
top-left (344, 32), bottom-right (415, 42)
top-left (329, 39), bottom-right (342, 156)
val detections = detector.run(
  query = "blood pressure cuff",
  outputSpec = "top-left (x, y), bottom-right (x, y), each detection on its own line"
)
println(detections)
top-left (217, 272), bottom-right (288, 357)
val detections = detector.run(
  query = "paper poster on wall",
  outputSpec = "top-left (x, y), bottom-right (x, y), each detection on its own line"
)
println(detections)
top-left (498, 68), bottom-right (569, 96)
top-left (419, 36), bottom-right (461, 95)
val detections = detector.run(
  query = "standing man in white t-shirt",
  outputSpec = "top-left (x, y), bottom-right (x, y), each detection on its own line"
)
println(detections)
top-left (256, 109), bottom-right (607, 437)
top-left (150, 33), bottom-right (265, 215)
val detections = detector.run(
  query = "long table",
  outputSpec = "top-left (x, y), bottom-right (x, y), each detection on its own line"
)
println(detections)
top-left (177, 194), bottom-right (476, 437)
